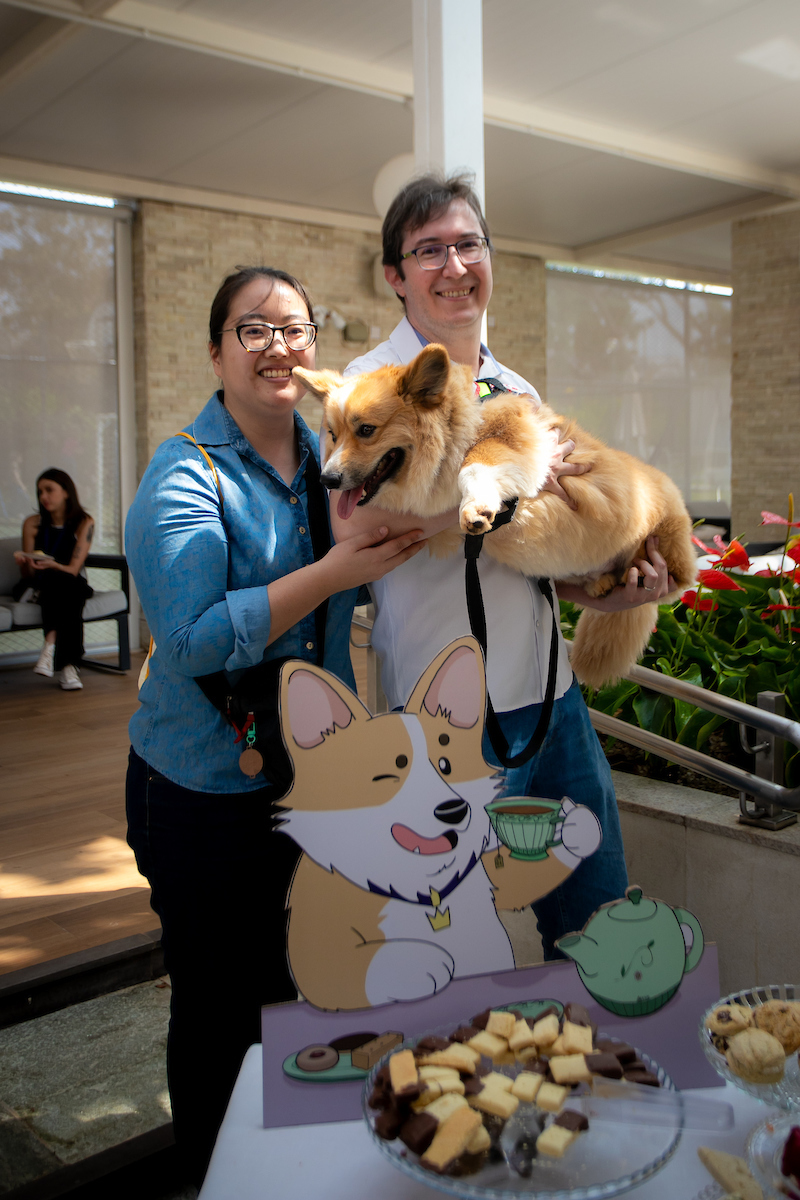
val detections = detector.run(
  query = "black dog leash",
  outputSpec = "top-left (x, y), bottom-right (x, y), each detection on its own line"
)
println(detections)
top-left (465, 377), bottom-right (560, 769)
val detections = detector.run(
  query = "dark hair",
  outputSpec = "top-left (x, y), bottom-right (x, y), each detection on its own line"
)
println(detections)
top-left (36, 468), bottom-right (89, 530)
top-left (208, 266), bottom-right (315, 349)
top-left (381, 172), bottom-right (493, 286)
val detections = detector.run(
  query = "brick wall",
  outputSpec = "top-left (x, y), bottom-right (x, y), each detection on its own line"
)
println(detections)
top-left (731, 210), bottom-right (800, 540)
top-left (132, 199), bottom-right (546, 474)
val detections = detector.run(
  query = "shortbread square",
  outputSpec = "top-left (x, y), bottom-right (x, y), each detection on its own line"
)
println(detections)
top-left (561, 1020), bottom-right (594, 1055)
top-left (549, 1054), bottom-right (592, 1085)
top-left (537, 1082), bottom-right (569, 1112)
top-left (467, 1030), bottom-right (509, 1060)
top-left (485, 1010), bottom-right (516, 1040)
top-left (421, 1107), bottom-right (483, 1174)
top-left (536, 1123), bottom-right (577, 1157)
top-left (480, 1071), bottom-right (514, 1092)
top-left (532, 1013), bottom-right (559, 1046)
top-left (511, 1071), bottom-right (544, 1102)
top-left (419, 1044), bottom-right (479, 1073)
top-left (508, 1018), bottom-right (537, 1052)
top-left (469, 1085), bottom-right (519, 1119)
top-left (422, 1092), bottom-right (469, 1123)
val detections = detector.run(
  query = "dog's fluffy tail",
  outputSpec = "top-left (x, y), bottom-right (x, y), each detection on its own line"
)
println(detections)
top-left (569, 603), bottom-right (659, 690)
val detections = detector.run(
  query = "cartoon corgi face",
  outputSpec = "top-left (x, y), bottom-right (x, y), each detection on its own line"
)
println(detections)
top-left (278, 638), bottom-right (499, 904)
top-left (294, 345), bottom-right (473, 520)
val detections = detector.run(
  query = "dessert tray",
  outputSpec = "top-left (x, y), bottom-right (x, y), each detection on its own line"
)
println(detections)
top-left (699, 984), bottom-right (800, 1111)
top-left (363, 1023), bottom-right (682, 1200)
top-left (746, 1111), bottom-right (800, 1200)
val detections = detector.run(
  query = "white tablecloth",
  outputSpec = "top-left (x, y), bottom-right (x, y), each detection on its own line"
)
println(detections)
top-left (199, 1045), bottom-right (774, 1200)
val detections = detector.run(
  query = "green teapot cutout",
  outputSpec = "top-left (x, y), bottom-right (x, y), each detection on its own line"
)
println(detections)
top-left (556, 886), bottom-right (704, 1017)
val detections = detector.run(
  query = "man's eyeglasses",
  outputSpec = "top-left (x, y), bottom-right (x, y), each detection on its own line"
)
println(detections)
top-left (401, 237), bottom-right (490, 271)
top-left (221, 322), bottom-right (318, 352)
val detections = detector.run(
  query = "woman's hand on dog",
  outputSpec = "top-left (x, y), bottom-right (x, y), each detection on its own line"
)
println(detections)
top-left (557, 536), bottom-right (676, 611)
top-left (319, 526), bottom-right (427, 590)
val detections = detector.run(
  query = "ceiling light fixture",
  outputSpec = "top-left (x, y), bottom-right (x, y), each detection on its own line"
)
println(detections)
top-left (0, 180), bottom-right (115, 208)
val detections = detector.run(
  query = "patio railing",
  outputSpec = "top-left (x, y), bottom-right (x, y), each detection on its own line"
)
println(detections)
top-left (351, 609), bottom-right (800, 831)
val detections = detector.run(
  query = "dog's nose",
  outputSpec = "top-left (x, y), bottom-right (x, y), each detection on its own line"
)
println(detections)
top-left (320, 471), bottom-right (342, 489)
top-left (434, 799), bottom-right (470, 825)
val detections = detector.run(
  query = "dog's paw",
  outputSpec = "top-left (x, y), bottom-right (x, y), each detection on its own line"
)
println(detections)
top-left (365, 939), bottom-right (455, 1005)
top-left (459, 499), bottom-right (497, 535)
top-left (583, 572), bottom-right (619, 598)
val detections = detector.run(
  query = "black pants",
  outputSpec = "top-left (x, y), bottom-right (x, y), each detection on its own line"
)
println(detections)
top-left (37, 570), bottom-right (91, 670)
top-left (125, 747), bottom-right (300, 1185)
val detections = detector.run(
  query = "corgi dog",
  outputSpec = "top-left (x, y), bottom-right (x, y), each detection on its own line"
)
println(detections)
top-left (294, 344), bottom-right (696, 689)
top-left (278, 637), bottom-right (601, 1012)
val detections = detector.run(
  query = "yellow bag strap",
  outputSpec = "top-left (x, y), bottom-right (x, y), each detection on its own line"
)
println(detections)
top-left (138, 431), bottom-right (225, 688)
top-left (176, 431), bottom-right (224, 515)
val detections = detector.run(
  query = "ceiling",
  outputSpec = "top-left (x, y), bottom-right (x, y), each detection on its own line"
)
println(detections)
top-left (1, 0), bottom-right (800, 279)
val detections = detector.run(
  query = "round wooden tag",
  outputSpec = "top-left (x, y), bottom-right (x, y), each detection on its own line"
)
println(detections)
top-left (239, 747), bottom-right (264, 778)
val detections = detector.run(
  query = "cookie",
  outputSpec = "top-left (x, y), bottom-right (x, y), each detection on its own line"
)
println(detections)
top-left (697, 1146), bottom-right (764, 1200)
top-left (753, 999), bottom-right (800, 1054)
top-left (705, 1003), bottom-right (754, 1037)
top-left (725, 1028), bottom-right (785, 1084)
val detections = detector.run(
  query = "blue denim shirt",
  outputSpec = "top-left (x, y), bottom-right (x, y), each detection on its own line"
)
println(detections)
top-left (126, 392), bottom-right (358, 793)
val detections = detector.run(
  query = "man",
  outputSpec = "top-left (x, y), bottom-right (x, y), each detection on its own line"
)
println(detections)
top-left (333, 174), bottom-right (672, 958)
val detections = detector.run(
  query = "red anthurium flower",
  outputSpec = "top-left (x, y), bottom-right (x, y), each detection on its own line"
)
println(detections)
top-left (681, 589), bottom-right (717, 612)
top-left (754, 567), bottom-right (777, 577)
top-left (691, 535), bottom-right (712, 552)
top-left (762, 604), bottom-right (800, 614)
top-left (788, 543), bottom-right (800, 565)
top-left (760, 510), bottom-right (800, 527)
top-left (696, 569), bottom-right (746, 591)
top-left (712, 539), bottom-right (750, 569)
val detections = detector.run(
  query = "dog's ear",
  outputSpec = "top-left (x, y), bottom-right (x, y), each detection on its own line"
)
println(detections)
top-left (293, 367), bottom-right (343, 402)
top-left (398, 344), bottom-right (450, 408)
top-left (405, 637), bottom-right (486, 729)
top-left (279, 661), bottom-right (371, 751)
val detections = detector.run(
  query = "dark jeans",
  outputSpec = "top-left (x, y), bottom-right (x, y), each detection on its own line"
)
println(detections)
top-left (482, 677), bottom-right (628, 959)
top-left (125, 747), bottom-right (299, 1185)
top-left (37, 569), bottom-right (91, 670)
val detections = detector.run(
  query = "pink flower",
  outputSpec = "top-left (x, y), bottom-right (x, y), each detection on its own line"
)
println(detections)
top-left (696, 569), bottom-right (746, 591)
top-left (760, 510), bottom-right (800, 527)
top-left (691, 535), bottom-right (712, 552)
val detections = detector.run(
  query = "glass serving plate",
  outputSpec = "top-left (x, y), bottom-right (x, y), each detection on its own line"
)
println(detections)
top-left (691, 1185), bottom-right (725, 1200)
top-left (746, 1111), bottom-right (800, 1200)
top-left (698, 984), bottom-right (800, 1112)
top-left (362, 1024), bottom-right (682, 1200)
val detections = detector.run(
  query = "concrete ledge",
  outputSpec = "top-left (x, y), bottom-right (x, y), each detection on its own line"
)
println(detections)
top-left (0, 930), bottom-right (164, 1030)
top-left (612, 769), bottom-right (800, 856)
top-left (612, 771), bottom-right (800, 995)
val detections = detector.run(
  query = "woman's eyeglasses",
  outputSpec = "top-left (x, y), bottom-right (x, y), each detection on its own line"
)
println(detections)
top-left (222, 322), bottom-right (318, 352)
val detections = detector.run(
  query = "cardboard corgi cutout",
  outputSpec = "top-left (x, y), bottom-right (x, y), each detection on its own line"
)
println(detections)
top-left (277, 637), bottom-right (602, 1011)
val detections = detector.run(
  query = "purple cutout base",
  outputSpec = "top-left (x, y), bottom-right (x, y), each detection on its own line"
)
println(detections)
top-left (261, 945), bottom-right (721, 1129)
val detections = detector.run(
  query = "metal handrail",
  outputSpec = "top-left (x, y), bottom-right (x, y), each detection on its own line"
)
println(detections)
top-left (587, 663), bottom-right (800, 811)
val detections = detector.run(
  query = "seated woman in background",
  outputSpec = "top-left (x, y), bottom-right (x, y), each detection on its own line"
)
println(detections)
top-left (14, 468), bottom-right (94, 691)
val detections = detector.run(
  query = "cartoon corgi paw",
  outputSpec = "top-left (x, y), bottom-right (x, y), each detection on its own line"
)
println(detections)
top-left (551, 798), bottom-right (602, 869)
top-left (365, 939), bottom-right (456, 1005)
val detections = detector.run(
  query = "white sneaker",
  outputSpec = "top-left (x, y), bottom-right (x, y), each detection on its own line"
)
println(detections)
top-left (34, 643), bottom-right (55, 677)
top-left (59, 665), bottom-right (83, 691)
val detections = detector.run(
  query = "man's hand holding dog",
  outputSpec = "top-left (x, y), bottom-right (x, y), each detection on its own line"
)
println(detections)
top-left (557, 536), bottom-right (675, 611)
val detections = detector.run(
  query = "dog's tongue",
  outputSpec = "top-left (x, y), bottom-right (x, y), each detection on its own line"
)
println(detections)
top-left (392, 824), bottom-right (454, 855)
top-left (337, 485), bottom-right (364, 520)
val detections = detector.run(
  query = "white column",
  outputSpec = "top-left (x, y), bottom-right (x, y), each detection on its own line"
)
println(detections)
top-left (412, 0), bottom-right (485, 210)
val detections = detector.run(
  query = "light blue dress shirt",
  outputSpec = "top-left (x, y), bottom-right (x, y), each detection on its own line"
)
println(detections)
top-left (126, 392), bottom-right (358, 793)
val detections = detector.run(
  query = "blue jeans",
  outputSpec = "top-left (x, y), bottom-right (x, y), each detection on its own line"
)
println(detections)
top-left (126, 747), bottom-right (299, 1183)
top-left (482, 677), bottom-right (628, 960)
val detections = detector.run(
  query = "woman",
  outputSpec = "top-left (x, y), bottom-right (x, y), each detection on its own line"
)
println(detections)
top-left (124, 266), bottom-right (424, 1184)
top-left (14, 468), bottom-right (94, 691)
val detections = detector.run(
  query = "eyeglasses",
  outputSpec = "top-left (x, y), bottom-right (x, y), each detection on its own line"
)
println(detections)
top-left (401, 236), bottom-right (490, 271)
top-left (221, 322), bottom-right (318, 352)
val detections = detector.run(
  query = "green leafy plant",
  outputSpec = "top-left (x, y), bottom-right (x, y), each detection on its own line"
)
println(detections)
top-left (560, 498), bottom-right (800, 788)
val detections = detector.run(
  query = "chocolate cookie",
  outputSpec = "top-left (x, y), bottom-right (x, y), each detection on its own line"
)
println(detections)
top-left (705, 1003), bottom-right (753, 1037)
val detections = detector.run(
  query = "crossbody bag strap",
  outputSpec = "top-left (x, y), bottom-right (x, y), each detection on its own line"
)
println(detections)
top-left (194, 441), bottom-right (332, 722)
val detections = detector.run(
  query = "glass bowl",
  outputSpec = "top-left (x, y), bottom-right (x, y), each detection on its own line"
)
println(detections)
top-left (699, 984), bottom-right (800, 1111)
top-left (362, 1023), bottom-right (682, 1199)
top-left (746, 1111), bottom-right (800, 1200)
